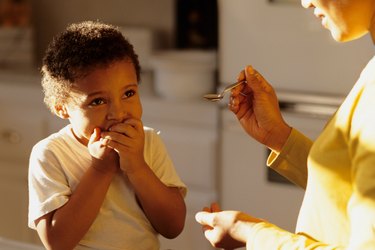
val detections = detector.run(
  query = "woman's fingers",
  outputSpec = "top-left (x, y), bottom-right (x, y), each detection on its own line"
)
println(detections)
top-left (211, 202), bottom-right (221, 212)
top-left (195, 211), bottom-right (215, 228)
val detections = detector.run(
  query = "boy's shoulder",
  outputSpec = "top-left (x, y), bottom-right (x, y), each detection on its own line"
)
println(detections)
top-left (143, 125), bottom-right (156, 134)
top-left (143, 126), bottom-right (162, 140)
top-left (143, 126), bottom-right (163, 147)
top-left (32, 124), bottom-right (72, 152)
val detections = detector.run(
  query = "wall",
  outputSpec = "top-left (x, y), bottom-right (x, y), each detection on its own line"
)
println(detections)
top-left (30, 0), bottom-right (175, 64)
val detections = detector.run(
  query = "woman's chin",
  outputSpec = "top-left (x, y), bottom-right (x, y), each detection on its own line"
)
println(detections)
top-left (330, 26), bottom-right (369, 43)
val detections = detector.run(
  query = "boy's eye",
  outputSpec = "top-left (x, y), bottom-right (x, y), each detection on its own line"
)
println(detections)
top-left (124, 90), bottom-right (136, 98)
top-left (89, 98), bottom-right (105, 106)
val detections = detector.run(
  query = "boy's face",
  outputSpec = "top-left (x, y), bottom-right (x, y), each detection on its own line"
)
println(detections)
top-left (59, 59), bottom-right (142, 146)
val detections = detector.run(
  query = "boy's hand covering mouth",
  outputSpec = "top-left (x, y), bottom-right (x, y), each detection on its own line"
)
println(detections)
top-left (99, 118), bottom-right (146, 173)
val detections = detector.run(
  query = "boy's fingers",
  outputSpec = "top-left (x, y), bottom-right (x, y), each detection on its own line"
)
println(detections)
top-left (89, 127), bottom-right (101, 144)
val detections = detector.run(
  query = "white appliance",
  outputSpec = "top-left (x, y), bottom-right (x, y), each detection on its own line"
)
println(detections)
top-left (220, 91), bottom-right (341, 233)
top-left (217, 0), bottom-right (374, 95)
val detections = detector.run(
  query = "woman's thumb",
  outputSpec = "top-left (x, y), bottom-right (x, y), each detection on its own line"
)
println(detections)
top-left (245, 65), bottom-right (270, 92)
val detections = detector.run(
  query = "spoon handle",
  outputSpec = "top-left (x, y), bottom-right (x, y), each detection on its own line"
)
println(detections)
top-left (223, 80), bottom-right (247, 93)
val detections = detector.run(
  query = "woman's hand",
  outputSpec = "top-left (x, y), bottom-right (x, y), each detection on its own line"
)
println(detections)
top-left (195, 203), bottom-right (263, 250)
top-left (230, 65), bottom-right (291, 152)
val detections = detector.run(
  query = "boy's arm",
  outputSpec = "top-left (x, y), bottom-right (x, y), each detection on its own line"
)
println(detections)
top-left (127, 164), bottom-right (186, 239)
top-left (35, 160), bottom-right (117, 250)
top-left (34, 128), bottom-right (119, 250)
top-left (102, 119), bottom-right (186, 238)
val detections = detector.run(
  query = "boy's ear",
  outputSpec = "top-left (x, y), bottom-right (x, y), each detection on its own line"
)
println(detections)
top-left (54, 105), bottom-right (69, 119)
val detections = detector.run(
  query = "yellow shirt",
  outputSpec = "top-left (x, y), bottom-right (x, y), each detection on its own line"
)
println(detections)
top-left (248, 56), bottom-right (375, 249)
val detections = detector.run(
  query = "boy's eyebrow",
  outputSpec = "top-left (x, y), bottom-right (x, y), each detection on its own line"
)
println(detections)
top-left (87, 91), bottom-right (104, 97)
top-left (86, 83), bottom-right (138, 97)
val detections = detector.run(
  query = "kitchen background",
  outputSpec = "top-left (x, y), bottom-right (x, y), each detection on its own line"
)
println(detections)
top-left (0, 0), bottom-right (373, 249)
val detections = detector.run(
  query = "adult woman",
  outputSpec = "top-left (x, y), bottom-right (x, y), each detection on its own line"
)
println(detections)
top-left (195, 0), bottom-right (375, 249)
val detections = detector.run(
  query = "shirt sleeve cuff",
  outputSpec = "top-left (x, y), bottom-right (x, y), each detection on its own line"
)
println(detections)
top-left (266, 128), bottom-right (312, 189)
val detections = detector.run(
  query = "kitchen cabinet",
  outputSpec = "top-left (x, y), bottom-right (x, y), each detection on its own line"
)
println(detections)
top-left (0, 105), bottom-right (45, 244)
top-left (0, 159), bottom-right (39, 244)
top-left (0, 72), bottom-right (68, 245)
top-left (0, 237), bottom-right (43, 250)
top-left (0, 73), bottom-right (47, 245)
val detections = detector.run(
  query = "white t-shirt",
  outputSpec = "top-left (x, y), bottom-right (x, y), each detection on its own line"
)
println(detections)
top-left (28, 125), bottom-right (187, 250)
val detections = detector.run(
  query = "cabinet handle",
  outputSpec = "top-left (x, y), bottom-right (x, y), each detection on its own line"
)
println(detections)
top-left (1, 130), bottom-right (22, 144)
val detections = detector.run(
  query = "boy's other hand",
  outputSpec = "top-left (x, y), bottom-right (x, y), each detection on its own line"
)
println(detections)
top-left (88, 127), bottom-right (119, 173)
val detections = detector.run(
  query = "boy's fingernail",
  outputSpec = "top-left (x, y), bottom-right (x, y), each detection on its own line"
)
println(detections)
top-left (102, 138), bottom-right (109, 145)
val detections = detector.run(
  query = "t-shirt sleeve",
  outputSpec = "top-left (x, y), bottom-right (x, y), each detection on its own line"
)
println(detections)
top-left (144, 128), bottom-right (187, 197)
top-left (28, 141), bottom-right (71, 229)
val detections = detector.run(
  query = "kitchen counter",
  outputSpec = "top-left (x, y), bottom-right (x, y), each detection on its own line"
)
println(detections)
top-left (0, 237), bottom-right (43, 250)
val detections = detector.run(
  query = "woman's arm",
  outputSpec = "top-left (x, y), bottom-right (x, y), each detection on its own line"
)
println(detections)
top-left (230, 66), bottom-right (311, 189)
top-left (195, 203), bottom-right (345, 250)
top-left (267, 128), bottom-right (312, 189)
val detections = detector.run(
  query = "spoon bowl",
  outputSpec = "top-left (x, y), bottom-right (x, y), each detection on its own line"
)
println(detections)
top-left (202, 94), bottom-right (223, 102)
top-left (203, 80), bottom-right (246, 101)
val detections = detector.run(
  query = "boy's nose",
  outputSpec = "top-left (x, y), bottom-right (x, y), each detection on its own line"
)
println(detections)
top-left (301, 0), bottom-right (313, 8)
top-left (107, 102), bottom-right (126, 121)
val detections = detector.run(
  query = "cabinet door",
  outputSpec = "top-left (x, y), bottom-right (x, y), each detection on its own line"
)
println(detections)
top-left (0, 159), bottom-right (40, 244)
top-left (142, 97), bottom-right (218, 250)
top-left (0, 105), bottom-right (46, 162)
top-left (0, 104), bottom-right (45, 245)
top-left (150, 122), bottom-right (218, 191)
top-left (148, 122), bottom-right (218, 250)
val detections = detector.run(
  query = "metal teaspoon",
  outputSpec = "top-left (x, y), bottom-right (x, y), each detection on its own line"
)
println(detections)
top-left (203, 80), bottom-right (247, 102)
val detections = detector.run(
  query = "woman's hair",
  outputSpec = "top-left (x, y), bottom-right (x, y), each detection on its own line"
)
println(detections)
top-left (41, 20), bottom-right (141, 112)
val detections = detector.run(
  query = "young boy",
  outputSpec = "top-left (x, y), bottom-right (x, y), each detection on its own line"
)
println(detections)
top-left (28, 21), bottom-right (187, 250)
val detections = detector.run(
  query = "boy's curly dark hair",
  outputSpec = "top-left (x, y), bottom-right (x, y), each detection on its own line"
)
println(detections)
top-left (41, 21), bottom-right (141, 113)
